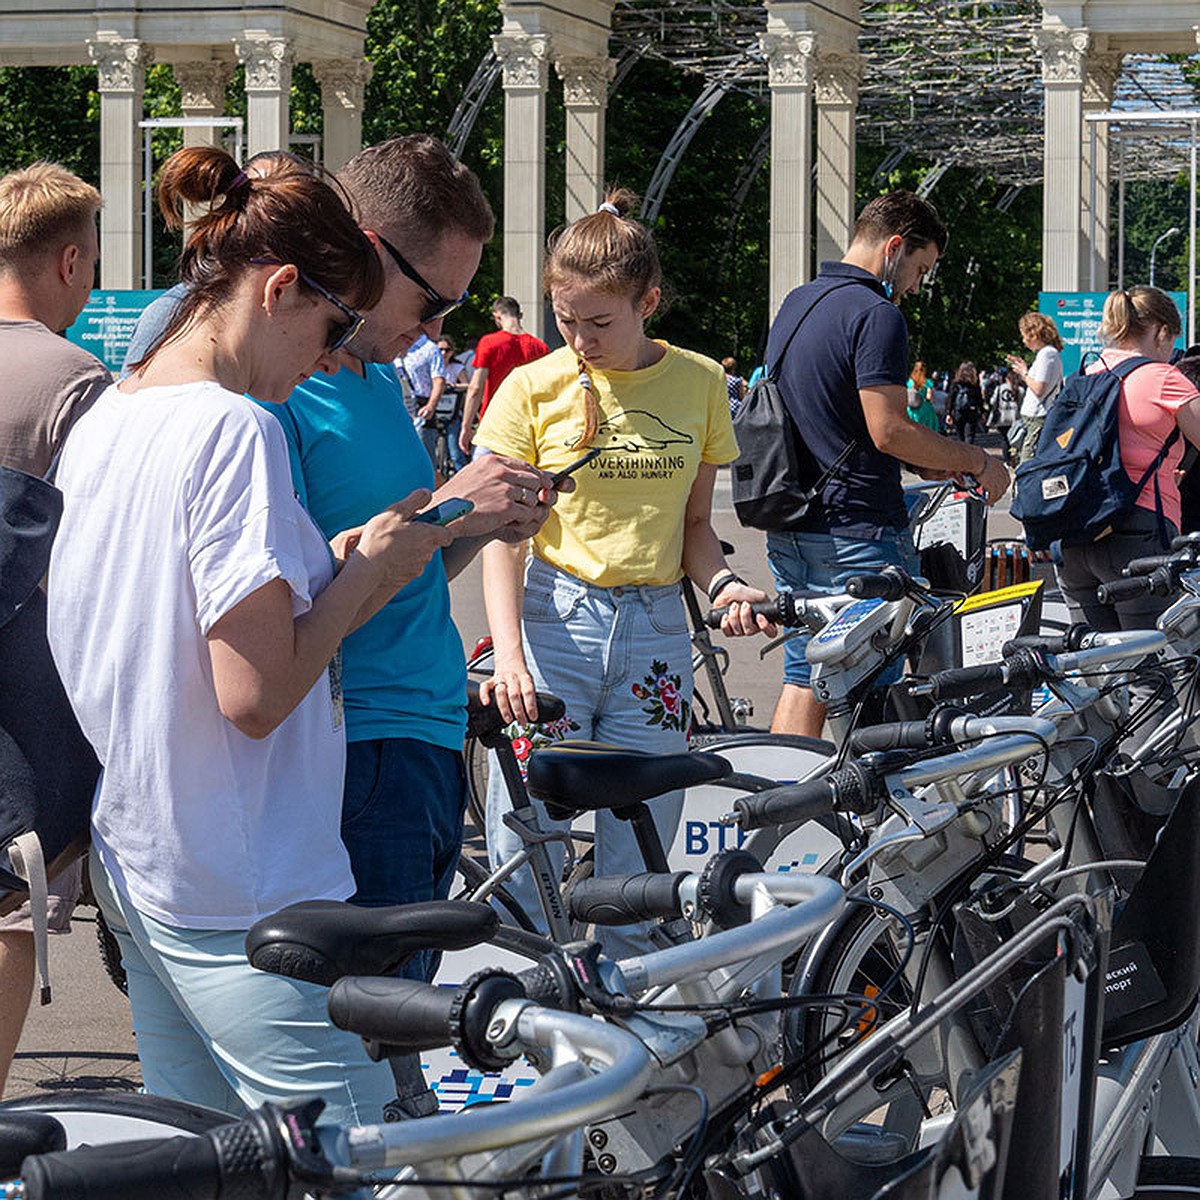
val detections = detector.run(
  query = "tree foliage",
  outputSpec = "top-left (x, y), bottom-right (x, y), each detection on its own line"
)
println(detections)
top-left (0, 5), bottom-right (1179, 371)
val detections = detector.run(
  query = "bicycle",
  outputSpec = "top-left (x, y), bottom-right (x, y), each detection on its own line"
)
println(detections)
top-left (721, 627), bottom-right (1200, 1196)
top-left (2, 863), bottom-right (848, 1198)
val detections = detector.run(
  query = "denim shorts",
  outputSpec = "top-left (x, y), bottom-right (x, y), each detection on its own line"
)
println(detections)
top-left (766, 527), bottom-right (917, 687)
top-left (485, 557), bottom-right (693, 958)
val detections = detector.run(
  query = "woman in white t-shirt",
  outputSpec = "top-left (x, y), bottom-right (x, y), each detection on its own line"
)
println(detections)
top-left (1007, 311), bottom-right (1064, 463)
top-left (46, 147), bottom-right (453, 1124)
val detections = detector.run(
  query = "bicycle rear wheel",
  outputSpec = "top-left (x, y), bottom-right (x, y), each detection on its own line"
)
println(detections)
top-left (452, 851), bottom-right (539, 934)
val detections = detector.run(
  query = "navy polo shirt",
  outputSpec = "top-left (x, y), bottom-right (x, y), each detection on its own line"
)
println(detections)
top-left (765, 261), bottom-right (910, 537)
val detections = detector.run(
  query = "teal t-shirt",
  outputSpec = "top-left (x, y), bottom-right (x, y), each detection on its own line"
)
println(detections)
top-left (260, 363), bottom-right (467, 749)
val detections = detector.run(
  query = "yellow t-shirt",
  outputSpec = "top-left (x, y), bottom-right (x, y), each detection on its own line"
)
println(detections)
top-left (476, 343), bottom-right (738, 587)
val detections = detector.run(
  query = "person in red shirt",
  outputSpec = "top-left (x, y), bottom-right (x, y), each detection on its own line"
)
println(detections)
top-left (459, 296), bottom-right (548, 457)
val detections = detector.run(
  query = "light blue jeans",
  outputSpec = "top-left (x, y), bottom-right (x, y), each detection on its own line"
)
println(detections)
top-left (485, 557), bottom-right (694, 958)
top-left (91, 848), bottom-right (394, 1126)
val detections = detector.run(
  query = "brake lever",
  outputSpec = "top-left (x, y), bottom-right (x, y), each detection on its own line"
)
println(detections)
top-left (839, 788), bottom-right (958, 886)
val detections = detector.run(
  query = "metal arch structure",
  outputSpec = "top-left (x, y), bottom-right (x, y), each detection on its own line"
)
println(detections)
top-left (606, 1), bottom-right (1200, 189)
top-left (447, 49), bottom-right (501, 159)
top-left (640, 70), bottom-right (742, 223)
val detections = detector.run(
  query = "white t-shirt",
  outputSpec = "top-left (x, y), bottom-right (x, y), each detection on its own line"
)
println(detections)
top-left (47, 381), bottom-right (355, 929)
top-left (1020, 344), bottom-right (1064, 419)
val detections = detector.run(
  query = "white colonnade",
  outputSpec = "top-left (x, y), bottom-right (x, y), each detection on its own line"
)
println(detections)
top-left (0, 1), bottom-right (374, 288)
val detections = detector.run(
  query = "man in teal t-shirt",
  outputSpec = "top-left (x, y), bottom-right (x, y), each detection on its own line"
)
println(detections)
top-left (277, 138), bottom-right (556, 1117)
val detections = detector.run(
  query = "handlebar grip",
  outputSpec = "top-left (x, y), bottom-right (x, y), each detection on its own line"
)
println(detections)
top-left (1124, 554), bottom-right (1174, 577)
top-left (20, 1116), bottom-right (287, 1200)
top-left (1002, 624), bottom-right (1091, 656)
top-left (921, 662), bottom-right (1006, 700)
top-left (1096, 575), bottom-right (1152, 604)
top-left (567, 872), bottom-right (688, 925)
top-left (733, 779), bottom-right (836, 830)
top-left (704, 600), bottom-right (782, 629)
top-left (847, 721), bottom-right (928, 754)
top-left (534, 691), bottom-right (566, 723)
top-left (845, 572), bottom-right (906, 602)
top-left (328, 976), bottom-right (457, 1052)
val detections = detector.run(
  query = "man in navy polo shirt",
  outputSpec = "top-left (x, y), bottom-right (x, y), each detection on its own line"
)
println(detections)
top-left (764, 191), bottom-right (1010, 738)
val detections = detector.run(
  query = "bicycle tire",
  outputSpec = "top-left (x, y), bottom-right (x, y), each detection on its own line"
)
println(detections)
top-left (1134, 1156), bottom-right (1200, 1196)
top-left (0, 1090), bottom-right (234, 1143)
top-left (562, 847), bottom-right (595, 941)
top-left (782, 900), bottom-right (919, 1099)
top-left (94, 906), bottom-right (128, 996)
top-left (464, 734), bottom-right (489, 836)
top-left (783, 855), bottom-right (1037, 1136)
top-left (453, 851), bottom-right (540, 934)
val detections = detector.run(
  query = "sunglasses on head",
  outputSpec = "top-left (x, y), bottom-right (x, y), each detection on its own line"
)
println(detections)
top-left (250, 258), bottom-right (366, 353)
top-left (376, 234), bottom-right (468, 324)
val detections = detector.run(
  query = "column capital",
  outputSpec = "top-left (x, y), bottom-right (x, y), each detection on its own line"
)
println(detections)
top-left (814, 52), bottom-right (860, 105)
top-left (87, 35), bottom-right (153, 92)
top-left (1034, 27), bottom-right (1091, 85)
top-left (759, 30), bottom-right (816, 88)
top-left (311, 58), bottom-right (373, 110)
top-left (173, 60), bottom-right (233, 111)
top-left (1083, 51), bottom-right (1123, 105)
top-left (554, 56), bottom-right (614, 107)
top-left (235, 31), bottom-right (294, 92)
top-left (492, 32), bottom-right (551, 91)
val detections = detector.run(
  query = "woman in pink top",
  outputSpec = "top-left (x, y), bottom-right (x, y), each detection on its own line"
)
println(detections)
top-left (1057, 285), bottom-right (1200, 630)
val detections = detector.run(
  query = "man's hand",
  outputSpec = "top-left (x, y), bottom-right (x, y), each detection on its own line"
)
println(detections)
top-left (330, 525), bottom-right (364, 565)
top-left (417, 400), bottom-right (437, 421)
top-left (971, 452), bottom-right (1011, 506)
top-left (432, 453), bottom-right (563, 542)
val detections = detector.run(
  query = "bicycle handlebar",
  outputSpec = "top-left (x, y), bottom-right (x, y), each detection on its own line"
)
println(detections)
top-left (845, 566), bottom-right (911, 602)
top-left (733, 761), bottom-right (883, 830)
top-left (910, 652), bottom-right (1044, 700)
top-left (18, 1107), bottom-right (290, 1200)
top-left (703, 577), bottom-right (911, 630)
top-left (1096, 571), bottom-right (1165, 604)
top-left (1001, 624), bottom-right (1093, 656)
top-left (568, 871), bottom-right (688, 926)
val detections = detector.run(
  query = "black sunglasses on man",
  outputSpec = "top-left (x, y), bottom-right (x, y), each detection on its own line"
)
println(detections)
top-left (376, 233), bottom-right (469, 324)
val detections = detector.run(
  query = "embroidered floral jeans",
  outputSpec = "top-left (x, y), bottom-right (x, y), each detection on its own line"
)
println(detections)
top-left (485, 556), bottom-right (693, 958)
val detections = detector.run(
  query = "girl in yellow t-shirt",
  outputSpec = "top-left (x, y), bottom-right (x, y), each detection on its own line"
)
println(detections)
top-left (474, 188), bottom-right (773, 954)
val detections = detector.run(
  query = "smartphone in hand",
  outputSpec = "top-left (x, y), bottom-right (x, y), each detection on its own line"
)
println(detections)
top-left (413, 498), bottom-right (474, 526)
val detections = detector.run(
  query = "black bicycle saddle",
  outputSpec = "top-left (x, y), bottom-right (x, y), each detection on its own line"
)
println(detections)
top-left (246, 899), bottom-right (498, 988)
top-left (527, 741), bottom-right (731, 815)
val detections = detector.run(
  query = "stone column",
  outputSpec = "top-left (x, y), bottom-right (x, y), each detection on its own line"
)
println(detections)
top-left (88, 34), bottom-right (152, 289)
top-left (174, 60), bottom-right (233, 149)
top-left (235, 32), bottom-right (293, 159)
top-left (311, 58), bottom-right (372, 173)
top-left (1081, 51), bottom-right (1122, 290)
top-left (493, 31), bottom-right (551, 338)
top-left (814, 53), bottom-right (860, 266)
top-left (760, 28), bottom-right (816, 315)
top-left (1037, 26), bottom-right (1090, 292)
top-left (556, 56), bottom-right (615, 223)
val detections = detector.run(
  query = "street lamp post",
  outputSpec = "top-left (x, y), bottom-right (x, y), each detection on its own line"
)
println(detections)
top-left (1150, 227), bottom-right (1181, 289)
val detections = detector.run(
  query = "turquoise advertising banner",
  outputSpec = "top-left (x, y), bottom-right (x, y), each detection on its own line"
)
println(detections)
top-left (1039, 291), bottom-right (1186, 375)
top-left (66, 289), bottom-right (164, 372)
